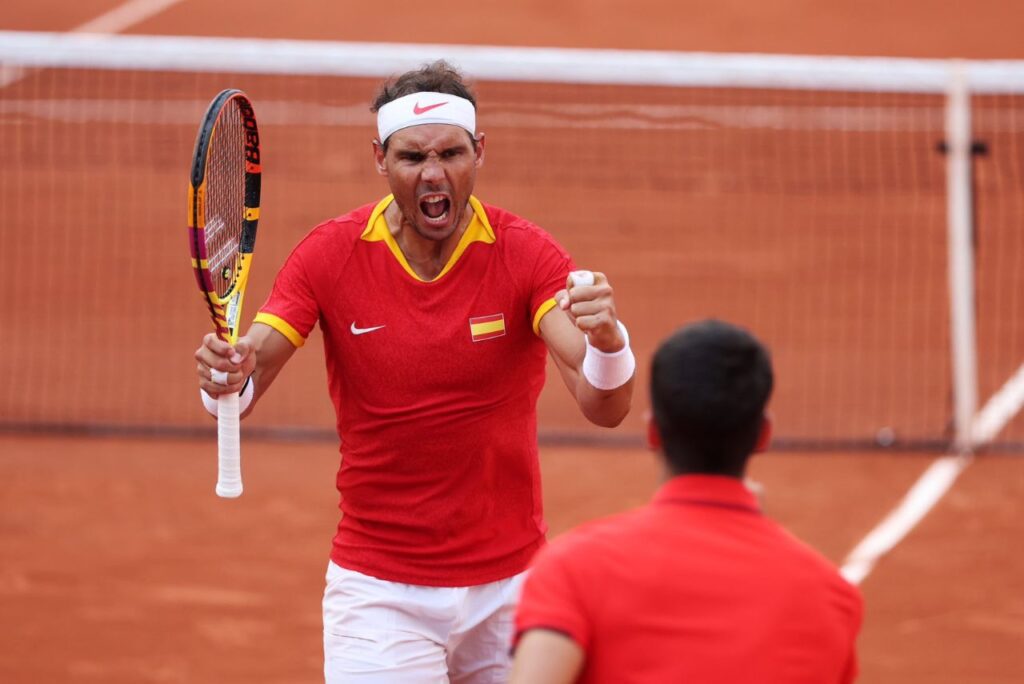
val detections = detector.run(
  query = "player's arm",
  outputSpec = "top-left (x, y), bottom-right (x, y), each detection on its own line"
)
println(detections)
top-left (195, 321), bottom-right (297, 418)
top-left (539, 271), bottom-right (634, 427)
top-left (510, 629), bottom-right (585, 684)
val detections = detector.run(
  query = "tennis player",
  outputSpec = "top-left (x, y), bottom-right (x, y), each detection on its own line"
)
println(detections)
top-left (512, 320), bottom-right (863, 684)
top-left (194, 60), bottom-right (635, 683)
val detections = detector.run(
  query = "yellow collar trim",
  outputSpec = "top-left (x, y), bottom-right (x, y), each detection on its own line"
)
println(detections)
top-left (361, 195), bottom-right (495, 282)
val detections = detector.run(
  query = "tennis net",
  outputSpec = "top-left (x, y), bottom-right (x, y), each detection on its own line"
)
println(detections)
top-left (2, 31), bottom-right (1023, 451)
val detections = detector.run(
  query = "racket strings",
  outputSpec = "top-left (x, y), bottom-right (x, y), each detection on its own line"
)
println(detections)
top-left (204, 100), bottom-right (247, 298)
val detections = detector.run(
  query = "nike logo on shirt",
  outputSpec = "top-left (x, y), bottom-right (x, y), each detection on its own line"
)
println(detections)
top-left (413, 101), bottom-right (447, 115)
top-left (350, 323), bottom-right (386, 335)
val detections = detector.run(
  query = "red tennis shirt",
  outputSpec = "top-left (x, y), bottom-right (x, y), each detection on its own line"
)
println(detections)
top-left (515, 475), bottom-right (863, 683)
top-left (255, 195), bottom-right (572, 586)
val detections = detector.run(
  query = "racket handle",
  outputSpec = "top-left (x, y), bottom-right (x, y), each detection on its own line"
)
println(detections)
top-left (215, 391), bottom-right (243, 498)
top-left (569, 270), bottom-right (595, 287)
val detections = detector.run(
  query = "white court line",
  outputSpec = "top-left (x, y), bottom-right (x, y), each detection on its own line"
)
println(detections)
top-left (840, 453), bottom-right (973, 585)
top-left (843, 351), bottom-right (1024, 584)
top-left (70, 0), bottom-right (186, 34)
top-left (971, 361), bottom-right (1024, 444)
top-left (1, 0), bottom-right (186, 87)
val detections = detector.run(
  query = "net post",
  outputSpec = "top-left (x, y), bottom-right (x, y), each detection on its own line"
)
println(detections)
top-left (945, 61), bottom-right (978, 454)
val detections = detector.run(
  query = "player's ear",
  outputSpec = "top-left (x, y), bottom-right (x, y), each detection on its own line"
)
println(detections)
top-left (473, 131), bottom-right (485, 168)
top-left (372, 139), bottom-right (387, 176)
top-left (646, 411), bottom-right (662, 451)
top-left (755, 413), bottom-right (772, 453)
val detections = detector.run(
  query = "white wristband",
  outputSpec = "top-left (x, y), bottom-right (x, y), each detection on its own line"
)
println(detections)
top-left (201, 375), bottom-right (255, 416)
top-left (582, 321), bottom-right (636, 390)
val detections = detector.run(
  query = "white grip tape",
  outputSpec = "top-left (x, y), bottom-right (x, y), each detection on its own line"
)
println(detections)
top-left (216, 391), bottom-right (242, 498)
top-left (201, 376), bottom-right (254, 416)
top-left (569, 270), bottom-right (595, 287)
top-left (582, 320), bottom-right (636, 390)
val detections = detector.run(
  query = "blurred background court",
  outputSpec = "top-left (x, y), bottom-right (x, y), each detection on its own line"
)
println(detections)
top-left (2, 1), bottom-right (1023, 682)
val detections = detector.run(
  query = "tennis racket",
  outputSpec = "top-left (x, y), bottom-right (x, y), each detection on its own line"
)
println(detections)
top-left (187, 89), bottom-right (262, 498)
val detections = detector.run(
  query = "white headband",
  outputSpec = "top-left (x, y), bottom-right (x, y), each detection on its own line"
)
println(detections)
top-left (376, 92), bottom-right (476, 143)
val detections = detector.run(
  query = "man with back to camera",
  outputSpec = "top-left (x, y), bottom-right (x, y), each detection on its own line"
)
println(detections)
top-left (193, 60), bottom-right (636, 682)
top-left (512, 319), bottom-right (863, 683)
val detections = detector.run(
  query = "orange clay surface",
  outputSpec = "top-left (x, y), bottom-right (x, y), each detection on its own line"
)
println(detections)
top-left (1, 435), bottom-right (1022, 682)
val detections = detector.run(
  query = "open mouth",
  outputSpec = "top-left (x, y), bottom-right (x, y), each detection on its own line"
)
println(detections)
top-left (419, 194), bottom-right (451, 225)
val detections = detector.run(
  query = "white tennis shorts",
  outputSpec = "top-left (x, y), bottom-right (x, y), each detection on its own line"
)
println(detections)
top-left (322, 561), bottom-right (527, 684)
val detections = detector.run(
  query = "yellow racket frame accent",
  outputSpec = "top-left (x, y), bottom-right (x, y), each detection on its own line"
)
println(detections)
top-left (187, 89), bottom-right (261, 346)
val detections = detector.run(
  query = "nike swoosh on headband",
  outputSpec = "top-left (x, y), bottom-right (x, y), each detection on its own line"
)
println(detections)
top-left (413, 101), bottom-right (448, 115)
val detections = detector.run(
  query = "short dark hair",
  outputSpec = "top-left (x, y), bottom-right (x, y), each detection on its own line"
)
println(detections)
top-left (371, 60), bottom-right (477, 112)
top-left (650, 320), bottom-right (774, 477)
top-left (371, 60), bottom-right (477, 150)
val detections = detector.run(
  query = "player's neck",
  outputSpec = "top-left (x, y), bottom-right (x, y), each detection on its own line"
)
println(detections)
top-left (386, 202), bottom-right (471, 280)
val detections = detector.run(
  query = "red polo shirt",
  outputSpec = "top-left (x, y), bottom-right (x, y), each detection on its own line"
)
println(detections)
top-left (515, 475), bottom-right (862, 683)
top-left (255, 196), bottom-right (572, 586)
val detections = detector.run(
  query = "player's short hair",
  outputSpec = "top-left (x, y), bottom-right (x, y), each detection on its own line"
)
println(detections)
top-left (651, 319), bottom-right (774, 476)
top-left (371, 60), bottom-right (478, 150)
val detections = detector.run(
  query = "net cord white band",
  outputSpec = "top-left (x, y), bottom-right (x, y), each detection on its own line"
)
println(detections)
top-left (582, 321), bottom-right (635, 391)
top-left (377, 92), bottom-right (476, 143)
top-left (4, 32), bottom-right (1024, 93)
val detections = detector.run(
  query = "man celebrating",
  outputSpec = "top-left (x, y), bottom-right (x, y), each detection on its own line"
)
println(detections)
top-left (194, 60), bottom-right (635, 682)
top-left (512, 320), bottom-right (862, 683)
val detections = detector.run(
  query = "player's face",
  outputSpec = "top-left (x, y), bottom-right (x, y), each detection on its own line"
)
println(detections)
top-left (375, 124), bottom-right (485, 244)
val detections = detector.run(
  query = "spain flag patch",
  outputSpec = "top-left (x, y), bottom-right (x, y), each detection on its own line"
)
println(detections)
top-left (469, 313), bottom-right (506, 342)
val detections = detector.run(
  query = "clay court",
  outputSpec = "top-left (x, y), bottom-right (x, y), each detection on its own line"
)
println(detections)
top-left (2, 1), bottom-right (1024, 682)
